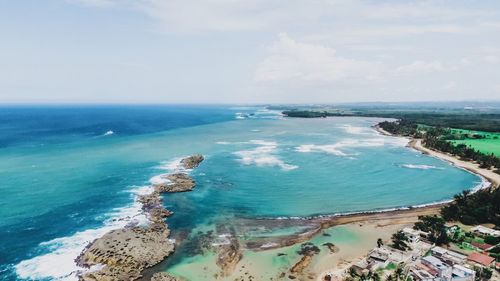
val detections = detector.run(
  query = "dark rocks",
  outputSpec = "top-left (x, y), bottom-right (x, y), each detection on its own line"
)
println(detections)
top-left (78, 155), bottom-right (204, 281)
top-left (151, 272), bottom-right (182, 281)
top-left (79, 225), bottom-right (174, 281)
top-left (180, 154), bottom-right (204, 169)
top-left (154, 173), bottom-right (196, 193)
top-left (322, 242), bottom-right (339, 253)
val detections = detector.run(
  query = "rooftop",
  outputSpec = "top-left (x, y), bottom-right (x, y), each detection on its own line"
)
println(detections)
top-left (467, 252), bottom-right (495, 266)
top-left (471, 226), bottom-right (500, 237)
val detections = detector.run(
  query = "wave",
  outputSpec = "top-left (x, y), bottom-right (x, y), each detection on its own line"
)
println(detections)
top-left (15, 185), bottom-right (152, 280)
top-left (102, 130), bottom-right (114, 136)
top-left (400, 164), bottom-right (444, 170)
top-left (233, 139), bottom-right (298, 171)
top-left (295, 137), bottom-right (408, 156)
top-left (15, 156), bottom-right (185, 280)
top-left (235, 112), bottom-right (247, 119)
top-left (339, 125), bottom-right (371, 135)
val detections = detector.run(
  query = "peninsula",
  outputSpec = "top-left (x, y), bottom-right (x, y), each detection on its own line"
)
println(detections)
top-left (77, 155), bottom-right (204, 281)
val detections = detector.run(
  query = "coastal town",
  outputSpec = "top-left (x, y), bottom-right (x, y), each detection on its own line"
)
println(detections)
top-left (320, 223), bottom-right (499, 281)
top-left (311, 120), bottom-right (500, 281)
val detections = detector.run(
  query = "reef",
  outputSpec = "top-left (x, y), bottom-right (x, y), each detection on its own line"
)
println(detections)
top-left (77, 155), bottom-right (204, 281)
top-left (180, 154), bottom-right (204, 169)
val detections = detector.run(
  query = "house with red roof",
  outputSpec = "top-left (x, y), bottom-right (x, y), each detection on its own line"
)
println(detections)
top-left (467, 252), bottom-right (495, 267)
top-left (470, 242), bottom-right (494, 252)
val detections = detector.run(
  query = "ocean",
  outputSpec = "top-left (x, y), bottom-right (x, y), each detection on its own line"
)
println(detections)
top-left (0, 105), bottom-right (483, 280)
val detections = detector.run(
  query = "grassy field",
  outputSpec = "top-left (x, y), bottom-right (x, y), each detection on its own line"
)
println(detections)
top-left (449, 129), bottom-right (500, 156)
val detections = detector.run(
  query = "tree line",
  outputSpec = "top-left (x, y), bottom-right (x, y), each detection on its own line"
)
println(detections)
top-left (378, 120), bottom-right (500, 173)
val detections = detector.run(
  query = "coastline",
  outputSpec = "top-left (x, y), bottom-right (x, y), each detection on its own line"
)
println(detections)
top-left (373, 123), bottom-right (498, 189)
top-left (408, 138), bottom-right (499, 188)
top-left (141, 120), bottom-right (495, 281)
top-left (77, 155), bottom-right (204, 281)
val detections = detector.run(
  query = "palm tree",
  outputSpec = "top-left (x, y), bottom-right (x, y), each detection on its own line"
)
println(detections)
top-left (377, 238), bottom-right (384, 248)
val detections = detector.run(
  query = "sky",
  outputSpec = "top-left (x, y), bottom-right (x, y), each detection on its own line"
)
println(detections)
top-left (1, 0), bottom-right (500, 104)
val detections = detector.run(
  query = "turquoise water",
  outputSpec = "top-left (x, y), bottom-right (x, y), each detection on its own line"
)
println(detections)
top-left (0, 106), bottom-right (482, 280)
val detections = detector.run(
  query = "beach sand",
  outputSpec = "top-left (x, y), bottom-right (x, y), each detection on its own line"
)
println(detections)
top-left (408, 139), bottom-right (499, 188)
top-left (164, 206), bottom-right (441, 281)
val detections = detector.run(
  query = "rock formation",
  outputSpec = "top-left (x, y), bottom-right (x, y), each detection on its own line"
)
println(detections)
top-left (151, 272), bottom-right (182, 281)
top-left (154, 173), bottom-right (196, 193)
top-left (77, 155), bottom-right (203, 281)
top-left (180, 154), bottom-right (204, 169)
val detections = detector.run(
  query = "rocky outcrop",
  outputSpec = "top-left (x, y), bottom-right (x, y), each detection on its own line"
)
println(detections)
top-left (214, 224), bottom-right (242, 276)
top-left (151, 272), bottom-right (182, 281)
top-left (154, 173), bottom-right (196, 193)
top-left (180, 154), bottom-right (204, 169)
top-left (322, 242), bottom-right (339, 253)
top-left (78, 155), bottom-right (203, 281)
top-left (290, 255), bottom-right (312, 274)
top-left (79, 224), bottom-right (174, 281)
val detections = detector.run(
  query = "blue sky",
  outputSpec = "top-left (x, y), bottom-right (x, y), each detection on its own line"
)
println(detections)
top-left (1, 0), bottom-right (500, 104)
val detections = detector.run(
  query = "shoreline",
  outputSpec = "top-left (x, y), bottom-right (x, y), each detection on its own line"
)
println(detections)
top-left (81, 120), bottom-right (497, 280)
top-left (373, 123), bottom-right (498, 189)
top-left (77, 155), bottom-right (204, 281)
top-left (243, 122), bottom-right (493, 252)
top-left (408, 138), bottom-right (499, 188)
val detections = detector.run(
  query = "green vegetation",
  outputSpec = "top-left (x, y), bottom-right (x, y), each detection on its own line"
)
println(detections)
top-left (378, 120), bottom-right (419, 137)
top-left (282, 110), bottom-right (350, 118)
top-left (391, 231), bottom-right (411, 251)
top-left (443, 128), bottom-right (500, 156)
top-left (474, 266), bottom-right (493, 281)
top-left (277, 103), bottom-right (500, 132)
top-left (413, 215), bottom-right (449, 245)
top-left (378, 120), bottom-right (500, 173)
top-left (441, 189), bottom-right (500, 226)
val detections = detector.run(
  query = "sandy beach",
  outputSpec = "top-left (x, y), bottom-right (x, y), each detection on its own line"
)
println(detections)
top-left (373, 124), bottom-right (499, 188)
top-left (408, 139), bottom-right (499, 188)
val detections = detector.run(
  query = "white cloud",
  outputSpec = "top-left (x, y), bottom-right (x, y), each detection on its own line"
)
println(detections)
top-left (69, 0), bottom-right (479, 35)
top-left (67, 0), bottom-right (115, 7)
top-left (255, 33), bottom-right (381, 82)
top-left (396, 61), bottom-right (448, 74)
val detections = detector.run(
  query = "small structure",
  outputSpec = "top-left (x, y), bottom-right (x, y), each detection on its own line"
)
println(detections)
top-left (409, 265), bottom-right (437, 281)
top-left (470, 242), bottom-right (494, 252)
top-left (421, 256), bottom-right (452, 279)
top-left (451, 264), bottom-right (475, 281)
top-left (470, 226), bottom-right (500, 237)
top-left (401, 227), bottom-right (428, 244)
top-left (350, 259), bottom-right (371, 276)
top-left (431, 246), bottom-right (467, 265)
top-left (467, 252), bottom-right (495, 267)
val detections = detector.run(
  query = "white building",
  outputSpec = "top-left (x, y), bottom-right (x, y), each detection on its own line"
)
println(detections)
top-left (451, 264), bottom-right (475, 281)
top-left (470, 225), bottom-right (500, 237)
top-left (421, 256), bottom-right (452, 280)
top-left (401, 227), bottom-right (428, 244)
top-left (431, 247), bottom-right (467, 265)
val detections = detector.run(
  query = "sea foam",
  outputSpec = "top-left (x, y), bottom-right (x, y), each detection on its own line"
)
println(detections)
top-left (233, 140), bottom-right (298, 171)
top-left (15, 156), bottom-right (184, 281)
top-left (401, 164), bottom-right (444, 170)
top-left (15, 186), bottom-right (151, 280)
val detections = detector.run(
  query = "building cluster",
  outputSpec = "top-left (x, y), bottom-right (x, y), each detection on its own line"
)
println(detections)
top-left (349, 226), bottom-right (498, 281)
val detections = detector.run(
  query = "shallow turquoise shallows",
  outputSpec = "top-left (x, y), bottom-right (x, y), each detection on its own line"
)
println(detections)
top-left (0, 106), bottom-right (482, 280)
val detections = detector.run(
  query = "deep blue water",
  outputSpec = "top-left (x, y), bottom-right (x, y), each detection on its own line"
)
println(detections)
top-left (0, 105), bottom-right (235, 148)
top-left (0, 105), bottom-right (236, 280)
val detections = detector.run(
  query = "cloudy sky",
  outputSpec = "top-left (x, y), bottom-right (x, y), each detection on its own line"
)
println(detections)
top-left (1, 0), bottom-right (500, 104)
